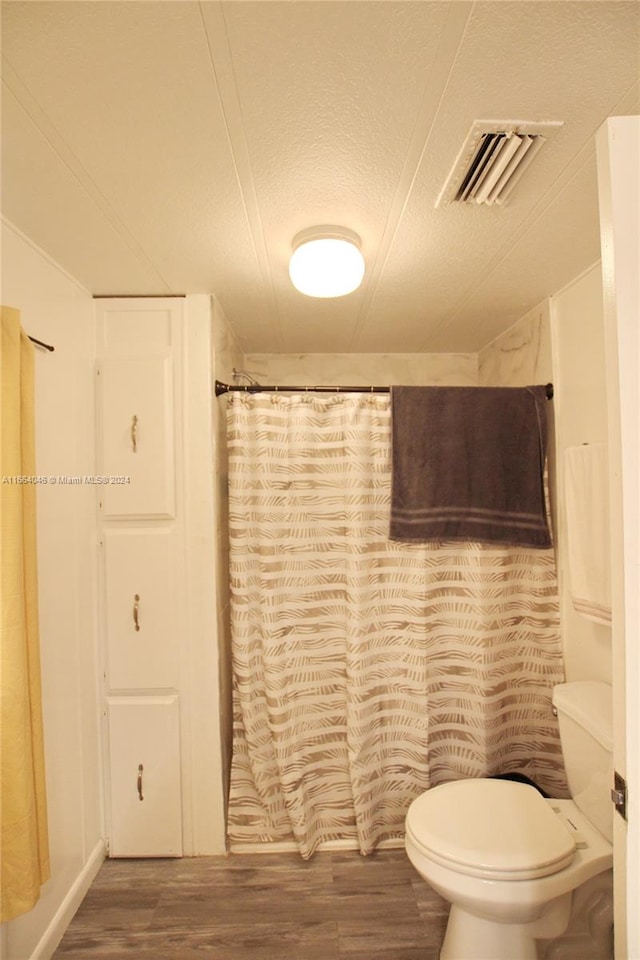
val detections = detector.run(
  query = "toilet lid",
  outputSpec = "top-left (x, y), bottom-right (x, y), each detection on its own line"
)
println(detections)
top-left (406, 779), bottom-right (576, 881)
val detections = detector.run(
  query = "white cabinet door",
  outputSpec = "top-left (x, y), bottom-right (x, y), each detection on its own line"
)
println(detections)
top-left (107, 695), bottom-right (182, 857)
top-left (96, 300), bottom-right (177, 355)
top-left (103, 528), bottom-right (179, 690)
top-left (98, 356), bottom-right (175, 518)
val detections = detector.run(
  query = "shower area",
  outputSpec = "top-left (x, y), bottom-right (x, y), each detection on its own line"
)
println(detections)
top-left (217, 359), bottom-right (568, 860)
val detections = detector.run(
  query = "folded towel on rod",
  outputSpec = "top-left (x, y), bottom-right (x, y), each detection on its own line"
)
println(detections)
top-left (389, 385), bottom-right (552, 548)
top-left (564, 443), bottom-right (611, 625)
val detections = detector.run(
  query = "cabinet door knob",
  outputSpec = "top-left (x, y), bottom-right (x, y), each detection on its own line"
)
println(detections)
top-left (133, 593), bottom-right (140, 631)
top-left (131, 414), bottom-right (138, 453)
top-left (137, 763), bottom-right (144, 801)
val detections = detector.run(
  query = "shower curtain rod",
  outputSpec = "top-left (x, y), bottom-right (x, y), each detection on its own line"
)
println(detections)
top-left (215, 379), bottom-right (554, 399)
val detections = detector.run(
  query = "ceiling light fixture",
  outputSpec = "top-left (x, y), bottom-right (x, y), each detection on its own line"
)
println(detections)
top-left (289, 226), bottom-right (365, 298)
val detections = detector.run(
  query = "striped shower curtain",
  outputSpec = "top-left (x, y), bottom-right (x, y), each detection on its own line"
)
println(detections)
top-left (226, 392), bottom-right (566, 859)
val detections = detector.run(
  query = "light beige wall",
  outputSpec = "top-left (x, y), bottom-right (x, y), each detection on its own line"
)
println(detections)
top-left (242, 352), bottom-right (478, 387)
top-left (550, 264), bottom-right (611, 683)
top-left (1, 223), bottom-right (104, 960)
top-left (478, 300), bottom-right (553, 387)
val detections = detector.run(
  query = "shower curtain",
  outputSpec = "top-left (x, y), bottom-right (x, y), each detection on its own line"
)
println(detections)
top-left (226, 392), bottom-right (566, 859)
top-left (1, 307), bottom-right (50, 920)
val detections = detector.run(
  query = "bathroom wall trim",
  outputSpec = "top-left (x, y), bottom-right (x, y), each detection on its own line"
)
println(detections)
top-left (29, 840), bottom-right (107, 960)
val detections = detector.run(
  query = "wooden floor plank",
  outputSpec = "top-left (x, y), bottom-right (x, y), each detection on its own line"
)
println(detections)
top-left (52, 848), bottom-right (449, 959)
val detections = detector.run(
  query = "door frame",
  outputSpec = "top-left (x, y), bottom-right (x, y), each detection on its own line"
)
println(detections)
top-left (596, 115), bottom-right (640, 960)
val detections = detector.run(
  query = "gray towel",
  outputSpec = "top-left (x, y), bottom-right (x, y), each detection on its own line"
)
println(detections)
top-left (389, 385), bottom-right (552, 548)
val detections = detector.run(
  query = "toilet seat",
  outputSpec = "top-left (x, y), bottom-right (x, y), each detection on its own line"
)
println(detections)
top-left (406, 779), bottom-right (576, 881)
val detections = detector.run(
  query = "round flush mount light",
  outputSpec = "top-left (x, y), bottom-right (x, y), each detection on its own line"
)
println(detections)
top-left (289, 226), bottom-right (365, 298)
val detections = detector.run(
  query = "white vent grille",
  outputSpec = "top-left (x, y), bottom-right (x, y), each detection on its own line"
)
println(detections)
top-left (436, 120), bottom-right (563, 207)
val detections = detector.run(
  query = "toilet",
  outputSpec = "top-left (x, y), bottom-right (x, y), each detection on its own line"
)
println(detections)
top-left (405, 681), bottom-right (613, 960)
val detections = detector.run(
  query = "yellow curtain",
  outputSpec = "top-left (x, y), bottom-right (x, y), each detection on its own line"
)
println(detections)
top-left (1, 306), bottom-right (50, 922)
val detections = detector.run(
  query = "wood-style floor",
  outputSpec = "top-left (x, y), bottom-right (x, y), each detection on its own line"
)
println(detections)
top-left (52, 848), bottom-right (450, 959)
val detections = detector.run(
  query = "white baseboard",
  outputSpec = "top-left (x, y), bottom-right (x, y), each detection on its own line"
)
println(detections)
top-left (31, 839), bottom-right (107, 960)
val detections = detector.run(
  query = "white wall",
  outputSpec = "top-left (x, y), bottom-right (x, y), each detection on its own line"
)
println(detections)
top-left (478, 299), bottom-right (553, 389)
top-left (550, 264), bottom-right (611, 683)
top-left (180, 295), bottom-right (228, 854)
top-left (1, 222), bottom-right (105, 960)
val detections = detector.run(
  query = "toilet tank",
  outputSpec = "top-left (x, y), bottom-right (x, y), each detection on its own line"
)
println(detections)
top-left (552, 681), bottom-right (613, 843)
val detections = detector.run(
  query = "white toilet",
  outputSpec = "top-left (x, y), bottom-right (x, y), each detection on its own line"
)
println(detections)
top-left (405, 681), bottom-right (613, 960)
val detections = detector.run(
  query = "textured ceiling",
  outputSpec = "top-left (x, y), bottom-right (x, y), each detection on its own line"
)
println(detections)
top-left (1, 1), bottom-right (639, 353)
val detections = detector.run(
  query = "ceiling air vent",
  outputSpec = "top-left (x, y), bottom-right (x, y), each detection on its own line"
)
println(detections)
top-left (436, 120), bottom-right (563, 207)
